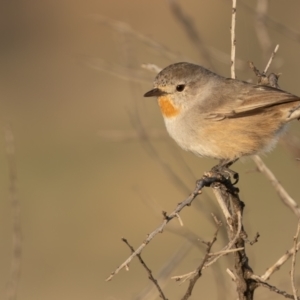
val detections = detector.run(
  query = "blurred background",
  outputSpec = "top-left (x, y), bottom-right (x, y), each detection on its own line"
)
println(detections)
top-left (0, 0), bottom-right (300, 299)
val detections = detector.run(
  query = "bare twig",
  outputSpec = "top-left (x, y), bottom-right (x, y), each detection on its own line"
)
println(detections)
top-left (255, 279), bottom-right (300, 300)
top-left (226, 268), bottom-right (236, 281)
top-left (264, 44), bottom-right (280, 74)
top-left (260, 241), bottom-right (300, 281)
top-left (252, 155), bottom-right (300, 218)
top-left (291, 221), bottom-right (300, 300)
top-left (209, 247), bottom-right (244, 256)
top-left (231, 0), bottom-right (237, 79)
top-left (211, 187), bottom-right (233, 230)
top-left (175, 213), bottom-right (184, 227)
top-left (136, 242), bottom-right (192, 300)
top-left (4, 125), bottom-right (22, 300)
top-left (171, 270), bottom-right (197, 283)
top-left (122, 238), bottom-right (168, 300)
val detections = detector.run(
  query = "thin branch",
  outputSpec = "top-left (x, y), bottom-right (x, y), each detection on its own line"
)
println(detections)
top-left (135, 242), bottom-right (192, 300)
top-left (260, 241), bottom-right (300, 281)
top-left (226, 268), bottom-right (236, 281)
top-left (252, 155), bottom-right (300, 218)
top-left (122, 238), bottom-right (168, 300)
top-left (175, 213), bottom-right (184, 227)
top-left (231, 0), bottom-right (237, 79)
top-left (291, 220), bottom-right (300, 300)
top-left (211, 187), bottom-right (233, 230)
top-left (264, 44), bottom-right (280, 74)
top-left (209, 247), bottom-right (244, 256)
top-left (255, 279), bottom-right (300, 300)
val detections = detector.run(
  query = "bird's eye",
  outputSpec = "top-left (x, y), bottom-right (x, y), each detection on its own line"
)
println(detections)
top-left (176, 84), bottom-right (185, 92)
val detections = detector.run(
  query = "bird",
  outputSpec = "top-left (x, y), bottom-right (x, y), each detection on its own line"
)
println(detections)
top-left (144, 62), bottom-right (300, 177)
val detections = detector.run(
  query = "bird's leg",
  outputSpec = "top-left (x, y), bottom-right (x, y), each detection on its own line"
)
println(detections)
top-left (211, 159), bottom-right (239, 185)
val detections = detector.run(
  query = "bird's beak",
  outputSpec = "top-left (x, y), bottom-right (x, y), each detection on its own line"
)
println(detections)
top-left (144, 88), bottom-right (166, 98)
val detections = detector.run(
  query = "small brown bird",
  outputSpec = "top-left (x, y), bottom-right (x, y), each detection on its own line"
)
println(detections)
top-left (144, 62), bottom-right (300, 171)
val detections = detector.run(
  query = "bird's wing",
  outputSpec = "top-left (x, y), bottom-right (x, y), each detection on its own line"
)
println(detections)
top-left (206, 83), bottom-right (300, 120)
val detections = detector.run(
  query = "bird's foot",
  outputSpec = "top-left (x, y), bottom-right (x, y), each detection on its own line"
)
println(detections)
top-left (211, 160), bottom-right (239, 185)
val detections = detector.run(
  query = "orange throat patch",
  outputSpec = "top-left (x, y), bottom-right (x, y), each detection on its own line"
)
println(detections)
top-left (158, 96), bottom-right (180, 118)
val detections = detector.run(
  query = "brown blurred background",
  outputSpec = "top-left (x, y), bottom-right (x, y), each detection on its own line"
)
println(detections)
top-left (0, 0), bottom-right (300, 299)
